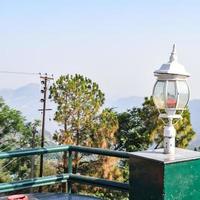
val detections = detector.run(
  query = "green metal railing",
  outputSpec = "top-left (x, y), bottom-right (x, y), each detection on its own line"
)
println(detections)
top-left (0, 145), bottom-right (130, 194)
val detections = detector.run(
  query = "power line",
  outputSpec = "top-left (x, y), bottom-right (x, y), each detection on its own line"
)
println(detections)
top-left (0, 71), bottom-right (40, 76)
top-left (0, 158), bottom-right (17, 172)
top-left (0, 145), bottom-right (14, 152)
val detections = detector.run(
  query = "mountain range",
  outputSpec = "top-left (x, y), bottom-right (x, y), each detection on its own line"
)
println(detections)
top-left (0, 83), bottom-right (199, 148)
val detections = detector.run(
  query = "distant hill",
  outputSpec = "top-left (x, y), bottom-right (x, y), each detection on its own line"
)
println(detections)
top-left (0, 83), bottom-right (41, 122)
top-left (0, 83), bottom-right (56, 145)
top-left (105, 96), bottom-right (144, 112)
top-left (0, 84), bottom-right (145, 123)
top-left (0, 84), bottom-right (200, 149)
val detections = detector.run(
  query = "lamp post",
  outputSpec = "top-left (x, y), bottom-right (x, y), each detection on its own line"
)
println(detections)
top-left (152, 44), bottom-right (190, 154)
top-left (129, 45), bottom-right (200, 200)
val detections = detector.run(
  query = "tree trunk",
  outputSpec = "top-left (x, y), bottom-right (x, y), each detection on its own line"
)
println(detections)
top-left (62, 120), bottom-right (68, 192)
top-left (74, 129), bottom-right (80, 174)
top-left (62, 151), bottom-right (68, 192)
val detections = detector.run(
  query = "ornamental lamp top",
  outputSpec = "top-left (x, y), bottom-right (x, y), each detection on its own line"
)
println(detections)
top-left (154, 44), bottom-right (190, 80)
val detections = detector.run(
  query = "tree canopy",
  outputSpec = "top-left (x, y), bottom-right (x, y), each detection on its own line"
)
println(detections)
top-left (115, 108), bottom-right (150, 152)
top-left (49, 74), bottom-right (105, 147)
top-left (116, 97), bottom-right (195, 152)
top-left (0, 97), bottom-right (41, 182)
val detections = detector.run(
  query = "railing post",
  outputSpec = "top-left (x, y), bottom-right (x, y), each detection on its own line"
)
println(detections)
top-left (62, 151), bottom-right (68, 193)
top-left (67, 150), bottom-right (72, 194)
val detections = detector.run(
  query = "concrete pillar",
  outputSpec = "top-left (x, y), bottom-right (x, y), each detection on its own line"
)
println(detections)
top-left (129, 148), bottom-right (200, 200)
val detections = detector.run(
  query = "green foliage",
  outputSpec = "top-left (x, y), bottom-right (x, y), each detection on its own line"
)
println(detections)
top-left (116, 96), bottom-right (195, 152)
top-left (0, 160), bottom-right (12, 183)
top-left (0, 97), bottom-right (26, 151)
top-left (115, 108), bottom-right (150, 152)
top-left (87, 108), bottom-right (119, 148)
top-left (139, 97), bottom-right (195, 148)
top-left (0, 97), bottom-right (41, 150)
top-left (138, 97), bottom-right (162, 145)
top-left (49, 74), bottom-right (105, 146)
top-left (3, 120), bottom-right (41, 180)
top-left (0, 97), bottom-right (41, 182)
top-left (175, 108), bottom-right (195, 148)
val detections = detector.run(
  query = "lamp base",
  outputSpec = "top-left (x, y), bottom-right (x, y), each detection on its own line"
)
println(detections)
top-left (129, 148), bottom-right (200, 200)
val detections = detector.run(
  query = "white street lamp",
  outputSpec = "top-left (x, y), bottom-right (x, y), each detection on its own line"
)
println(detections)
top-left (152, 44), bottom-right (190, 154)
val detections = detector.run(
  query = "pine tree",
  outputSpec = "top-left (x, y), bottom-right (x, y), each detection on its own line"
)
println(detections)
top-left (49, 74), bottom-right (120, 179)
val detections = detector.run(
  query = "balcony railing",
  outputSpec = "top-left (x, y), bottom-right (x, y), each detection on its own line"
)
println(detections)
top-left (0, 145), bottom-right (130, 195)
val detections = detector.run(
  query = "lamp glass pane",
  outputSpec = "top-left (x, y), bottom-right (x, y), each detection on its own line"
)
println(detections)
top-left (153, 81), bottom-right (165, 109)
top-left (166, 81), bottom-right (177, 108)
top-left (177, 80), bottom-right (189, 109)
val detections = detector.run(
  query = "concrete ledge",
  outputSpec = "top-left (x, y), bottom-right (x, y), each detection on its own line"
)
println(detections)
top-left (130, 148), bottom-right (200, 163)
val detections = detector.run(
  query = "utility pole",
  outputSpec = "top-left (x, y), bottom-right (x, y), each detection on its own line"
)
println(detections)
top-left (39, 73), bottom-right (53, 192)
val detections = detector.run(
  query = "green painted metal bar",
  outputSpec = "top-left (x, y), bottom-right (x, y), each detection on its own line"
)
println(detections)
top-left (0, 146), bottom-right (70, 159)
top-left (67, 150), bottom-right (73, 194)
top-left (69, 145), bottom-right (130, 158)
top-left (68, 150), bottom-right (73, 174)
top-left (0, 174), bottom-right (69, 193)
top-left (0, 145), bottom-right (129, 160)
top-left (70, 174), bottom-right (129, 192)
top-left (0, 174), bottom-right (128, 193)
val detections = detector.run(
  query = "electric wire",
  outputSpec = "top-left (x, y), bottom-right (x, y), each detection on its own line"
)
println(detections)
top-left (0, 145), bottom-right (13, 152)
top-left (0, 158), bottom-right (18, 171)
top-left (0, 143), bottom-right (17, 152)
top-left (0, 70), bottom-right (58, 78)
top-left (0, 71), bottom-right (40, 76)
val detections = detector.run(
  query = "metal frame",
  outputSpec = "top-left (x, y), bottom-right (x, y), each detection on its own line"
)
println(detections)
top-left (0, 145), bottom-right (130, 194)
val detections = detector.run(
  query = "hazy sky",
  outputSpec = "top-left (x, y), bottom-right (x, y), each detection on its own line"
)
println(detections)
top-left (0, 0), bottom-right (200, 100)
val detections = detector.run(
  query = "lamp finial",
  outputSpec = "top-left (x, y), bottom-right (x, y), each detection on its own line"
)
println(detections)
top-left (169, 44), bottom-right (177, 63)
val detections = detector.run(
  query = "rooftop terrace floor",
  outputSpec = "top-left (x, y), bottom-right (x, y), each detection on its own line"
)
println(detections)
top-left (0, 193), bottom-right (101, 200)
